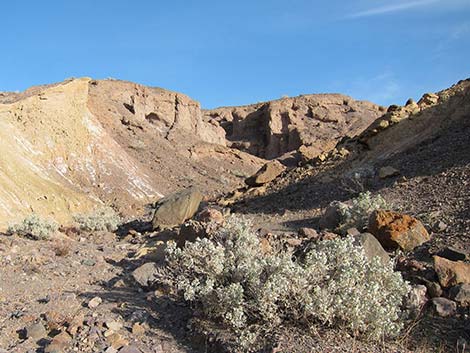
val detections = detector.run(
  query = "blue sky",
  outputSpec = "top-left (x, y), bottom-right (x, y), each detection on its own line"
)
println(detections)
top-left (1, 0), bottom-right (469, 108)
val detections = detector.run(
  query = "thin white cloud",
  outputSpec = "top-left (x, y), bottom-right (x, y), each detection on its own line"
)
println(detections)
top-left (346, 0), bottom-right (440, 19)
top-left (327, 71), bottom-right (403, 106)
top-left (451, 23), bottom-right (470, 40)
top-left (432, 22), bottom-right (470, 58)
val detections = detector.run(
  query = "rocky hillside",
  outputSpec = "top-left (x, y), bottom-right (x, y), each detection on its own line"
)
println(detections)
top-left (0, 78), bottom-right (262, 229)
top-left (1, 78), bottom-right (469, 353)
top-left (205, 94), bottom-right (382, 161)
top-left (229, 78), bottom-right (470, 246)
top-left (0, 78), bottom-right (380, 229)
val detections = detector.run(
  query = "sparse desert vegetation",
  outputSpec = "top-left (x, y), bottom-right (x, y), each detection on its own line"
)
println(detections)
top-left (0, 78), bottom-right (469, 353)
top-left (73, 207), bottom-right (121, 232)
top-left (6, 214), bottom-right (58, 240)
top-left (158, 216), bottom-right (410, 350)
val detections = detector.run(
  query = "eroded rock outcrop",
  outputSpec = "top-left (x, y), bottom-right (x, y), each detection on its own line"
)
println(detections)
top-left (0, 78), bottom-right (263, 229)
top-left (204, 94), bottom-right (382, 160)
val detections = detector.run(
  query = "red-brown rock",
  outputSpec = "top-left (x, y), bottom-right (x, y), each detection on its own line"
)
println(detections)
top-left (368, 210), bottom-right (430, 251)
top-left (433, 256), bottom-right (470, 288)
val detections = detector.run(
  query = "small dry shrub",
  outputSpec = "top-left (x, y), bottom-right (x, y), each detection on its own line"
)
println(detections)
top-left (337, 191), bottom-right (390, 232)
top-left (73, 207), bottom-right (121, 232)
top-left (158, 215), bottom-right (410, 350)
top-left (7, 214), bottom-right (58, 240)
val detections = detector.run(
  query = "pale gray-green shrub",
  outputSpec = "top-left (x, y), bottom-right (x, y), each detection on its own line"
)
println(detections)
top-left (73, 207), bottom-right (121, 232)
top-left (337, 191), bottom-right (390, 232)
top-left (158, 216), bottom-right (409, 349)
top-left (7, 214), bottom-right (58, 240)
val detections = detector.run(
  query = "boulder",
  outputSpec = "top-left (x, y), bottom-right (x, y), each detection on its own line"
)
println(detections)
top-left (196, 208), bottom-right (224, 224)
top-left (132, 262), bottom-right (159, 288)
top-left (353, 232), bottom-right (390, 266)
top-left (44, 331), bottom-right (72, 353)
top-left (88, 296), bottom-right (102, 309)
top-left (346, 228), bottom-right (361, 236)
top-left (449, 284), bottom-right (470, 306)
top-left (152, 188), bottom-right (203, 229)
top-left (430, 297), bottom-right (456, 317)
top-left (378, 166), bottom-right (399, 179)
top-left (298, 145), bottom-right (322, 164)
top-left (434, 256), bottom-right (470, 288)
top-left (405, 285), bottom-right (427, 317)
top-left (245, 160), bottom-right (286, 186)
top-left (368, 210), bottom-right (430, 251)
top-left (419, 93), bottom-right (439, 106)
top-left (298, 227), bottom-right (319, 239)
top-left (25, 322), bottom-right (47, 341)
top-left (319, 201), bottom-right (344, 230)
top-left (421, 279), bottom-right (443, 298)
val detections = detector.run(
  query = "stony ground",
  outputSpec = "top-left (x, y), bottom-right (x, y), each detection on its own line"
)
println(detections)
top-left (0, 229), bottom-right (410, 353)
top-left (0, 230), bottom-right (199, 353)
top-left (0, 80), bottom-right (469, 353)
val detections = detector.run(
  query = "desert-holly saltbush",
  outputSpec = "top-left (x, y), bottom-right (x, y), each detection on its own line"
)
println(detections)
top-left (337, 191), bottom-right (390, 232)
top-left (159, 216), bottom-right (409, 349)
top-left (73, 207), bottom-right (121, 232)
top-left (7, 214), bottom-right (58, 240)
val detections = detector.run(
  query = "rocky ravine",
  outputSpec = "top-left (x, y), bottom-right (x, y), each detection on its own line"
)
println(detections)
top-left (204, 93), bottom-right (382, 161)
top-left (0, 78), bottom-right (380, 229)
top-left (0, 78), bottom-right (469, 353)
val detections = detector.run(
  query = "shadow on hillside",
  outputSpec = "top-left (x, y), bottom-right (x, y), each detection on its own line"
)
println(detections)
top-left (79, 256), bottom-right (207, 353)
top-left (232, 100), bottom-right (470, 227)
top-left (116, 219), bottom-right (153, 239)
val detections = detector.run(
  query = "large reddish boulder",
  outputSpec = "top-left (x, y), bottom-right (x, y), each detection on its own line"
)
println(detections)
top-left (368, 210), bottom-right (430, 251)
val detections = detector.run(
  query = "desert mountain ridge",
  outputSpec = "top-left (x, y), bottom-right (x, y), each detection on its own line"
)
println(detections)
top-left (0, 77), bottom-right (383, 229)
top-left (0, 76), bottom-right (469, 353)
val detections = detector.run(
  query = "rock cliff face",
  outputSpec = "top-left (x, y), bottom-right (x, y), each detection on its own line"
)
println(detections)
top-left (0, 78), bottom-right (159, 226)
top-left (87, 79), bottom-right (226, 145)
top-left (204, 94), bottom-right (382, 160)
top-left (0, 78), bottom-right (383, 228)
top-left (0, 78), bottom-right (262, 229)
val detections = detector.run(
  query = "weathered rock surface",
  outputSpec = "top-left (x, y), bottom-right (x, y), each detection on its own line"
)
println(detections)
top-left (88, 296), bottom-right (102, 309)
top-left (405, 285), bottom-right (427, 317)
top-left (431, 297), bottom-right (457, 317)
top-left (319, 201), bottom-right (344, 230)
top-left (245, 160), bottom-right (286, 186)
top-left (355, 79), bottom-right (470, 164)
top-left (434, 256), bottom-right (470, 288)
top-left (132, 262), bottom-right (160, 288)
top-left (196, 208), bottom-right (225, 224)
top-left (378, 166), bottom-right (399, 179)
top-left (449, 284), bottom-right (470, 306)
top-left (0, 78), bottom-right (264, 230)
top-left (205, 94), bottom-right (381, 159)
top-left (368, 210), bottom-right (430, 251)
top-left (152, 188), bottom-right (203, 229)
top-left (353, 232), bottom-right (390, 266)
top-left (45, 331), bottom-right (72, 353)
top-left (118, 346), bottom-right (142, 353)
top-left (25, 322), bottom-right (47, 341)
